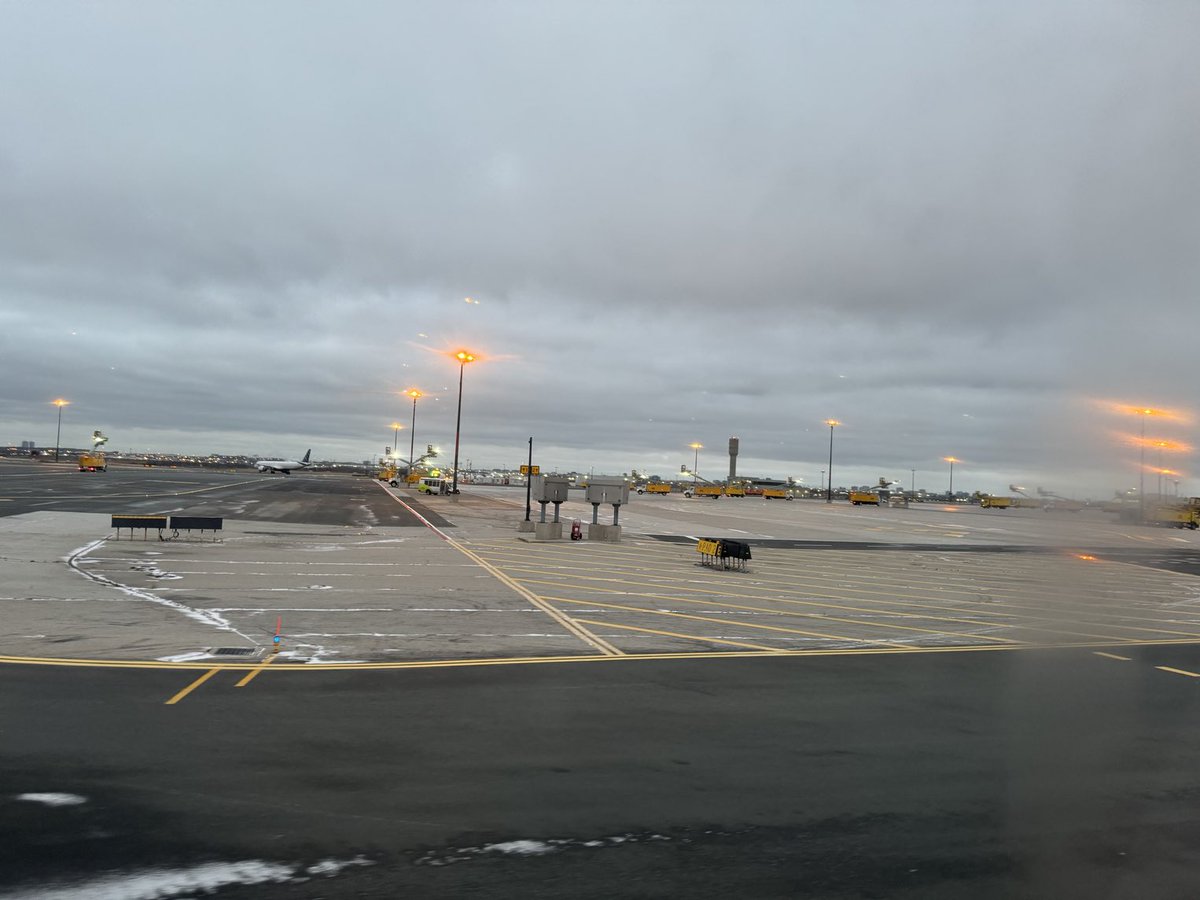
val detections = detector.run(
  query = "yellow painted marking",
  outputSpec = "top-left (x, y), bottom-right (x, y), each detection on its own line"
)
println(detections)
top-left (5, 637), bottom-right (1200, 675)
top-left (235, 651), bottom-right (278, 687)
top-left (545, 595), bottom-right (908, 646)
top-left (380, 484), bottom-right (621, 656)
top-left (527, 578), bottom-right (1021, 646)
top-left (493, 555), bottom-right (1200, 644)
top-left (165, 667), bottom-right (221, 705)
top-left (1093, 652), bottom-right (1132, 661)
top-left (571, 618), bottom-right (783, 652)
top-left (1156, 666), bottom-right (1200, 678)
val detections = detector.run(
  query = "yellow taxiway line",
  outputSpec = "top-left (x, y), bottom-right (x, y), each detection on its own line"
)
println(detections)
top-left (165, 667), bottom-right (222, 705)
top-left (380, 483), bottom-right (622, 657)
top-left (8, 637), bottom-right (1200, 676)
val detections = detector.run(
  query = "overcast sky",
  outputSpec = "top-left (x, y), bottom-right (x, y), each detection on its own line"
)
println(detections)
top-left (3, 1), bottom-right (1198, 497)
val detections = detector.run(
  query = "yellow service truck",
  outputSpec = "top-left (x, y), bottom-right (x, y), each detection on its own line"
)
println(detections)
top-left (980, 496), bottom-right (1013, 509)
top-left (762, 488), bottom-right (793, 500)
top-left (636, 483), bottom-right (672, 495)
top-left (848, 491), bottom-right (879, 505)
top-left (1147, 505), bottom-right (1199, 529)
top-left (78, 454), bottom-right (107, 472)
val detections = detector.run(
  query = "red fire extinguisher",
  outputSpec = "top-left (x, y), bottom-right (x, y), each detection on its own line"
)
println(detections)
top-left (570, 519), bottom-right (583, 541)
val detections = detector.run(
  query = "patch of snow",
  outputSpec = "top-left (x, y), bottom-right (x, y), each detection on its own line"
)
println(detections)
top-left (0, 861), bottom-right (294, 900)
top-left (16, 793), bottom-right (87, 807)
top-left (0, 856), bottom-right (373, 899)
top-left (481, 840), bottom-right (556, 856)
top-left (304, 856), bottom-right (374, 877)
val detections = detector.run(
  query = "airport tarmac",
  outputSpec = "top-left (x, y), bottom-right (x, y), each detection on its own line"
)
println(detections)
top-left (7, 460), bottom-right (1200, 898)
top-left (4, 459), bottom-right (1200, 667)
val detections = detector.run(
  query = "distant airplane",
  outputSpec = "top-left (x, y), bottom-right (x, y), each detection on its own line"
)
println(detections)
top-left (255, 450), bottom-right (311, 474)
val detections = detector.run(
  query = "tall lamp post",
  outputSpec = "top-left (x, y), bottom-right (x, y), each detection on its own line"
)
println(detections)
top-left (450, 351), bottom-right (476, 494)
top-left (405, 389), bottom-right (422, 479)
top-left (52, 398), bottom-right (69, 462)
top-left (689, 442), bottom-right (702, 492)
top-left (1133, 407), bottom-right (1164, 521)
top-left (943, 456), bottom-right (960, 499)
top-left (390, 422), bottom-right (403, 460)
top-left (825, 419), bottom-right (840, 503)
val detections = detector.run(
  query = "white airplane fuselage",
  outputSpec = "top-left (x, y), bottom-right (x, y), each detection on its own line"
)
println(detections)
top-left (256, 450), bottom-right (311, 474)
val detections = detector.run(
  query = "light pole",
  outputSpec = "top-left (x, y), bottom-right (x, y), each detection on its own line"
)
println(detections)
top-left (1133, 407), bottom-right (1164, 521)
top-left (943, 456), bottom-right (960, 499)
top-left (405, 389), bottom-right (422, 480)
top-left (825, 420), bottom-right (840, 503)
top-left (390, 422), bottom-right (403, 459)
top-left (52, 398), bottom-right (69, 462)
top-left (450, 351), bottom-right (476, 494)
top-left (689, 443), bottom-right (702, 492)
top-left (820, 470), bottom-right (825, 492)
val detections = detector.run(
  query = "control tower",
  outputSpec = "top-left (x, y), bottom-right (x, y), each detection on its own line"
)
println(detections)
top-left (729, 437), bottom-right (739, 482)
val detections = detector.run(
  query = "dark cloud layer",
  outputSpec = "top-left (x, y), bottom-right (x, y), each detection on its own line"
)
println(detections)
top-left (3, 1), bottom-right (1198, 496)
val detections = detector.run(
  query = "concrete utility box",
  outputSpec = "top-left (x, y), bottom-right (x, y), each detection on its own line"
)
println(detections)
top-left (532, 475), bottom-right (571, 503)
top-left (585, 478), bottom-right (630, 506)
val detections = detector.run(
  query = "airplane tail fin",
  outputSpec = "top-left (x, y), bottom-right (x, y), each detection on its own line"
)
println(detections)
top-left (302, 450), bottom-right (311, 463)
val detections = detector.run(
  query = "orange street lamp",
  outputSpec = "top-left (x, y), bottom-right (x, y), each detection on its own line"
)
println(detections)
top-left (390, 422), bottom-right (403, 457)
top-left (943, 456), bottom-right (961, 499)
top-left (405, 389), bottom-right (423, 479)
top-left (1130, 407), bottom-right (1167, 519)
top-left (450, 352), bottom-right (477, 494)
top-left (52, 398), bottom-right (69, 462)
top-left (825, 420), bottom-right (841, 504)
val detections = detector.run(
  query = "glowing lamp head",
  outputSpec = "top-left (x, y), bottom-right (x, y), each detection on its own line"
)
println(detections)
top-left (454, 350), bottom-right (477, 364)
top-left (825, 419), bottom-right (841, 427)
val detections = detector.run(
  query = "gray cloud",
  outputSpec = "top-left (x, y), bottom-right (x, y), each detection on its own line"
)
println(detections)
top-left (2, 1), bottom-right (1198, 496)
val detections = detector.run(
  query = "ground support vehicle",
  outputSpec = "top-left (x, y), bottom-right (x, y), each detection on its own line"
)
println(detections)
top-left (636, 483), bottom-right (671, 495)
top-left (848, 491), bottom-right (879, 505)
top-left (762, 488), bottom-right (793, 500)
top-left (980, 496), bottom-right (1013, 509)
top-left (78, 454), bottom-right (107, 472)
top-left (1147, 505), bottom-right (1199, 529)
top-left (416, 477), bottom-right (448, 495)
top-left (684, 485), bottom-right (724, 499)
top-left (724, 486), bottom-right (746, 497)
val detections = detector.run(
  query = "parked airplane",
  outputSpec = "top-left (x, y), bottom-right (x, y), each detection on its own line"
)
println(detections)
top-left (255, 450), bottom-right (311, 474)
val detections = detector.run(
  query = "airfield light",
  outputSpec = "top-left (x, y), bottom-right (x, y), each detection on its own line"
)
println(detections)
top-left (51, 398), bottom-right (69, 462)
top-left (825, 420), bottom-right (841, 504)
top-left (450, 351), bottom-right (477, 494)
top-left (405, 390), bottom-right (423, 479)
top-left (1126, 406), bottom-right (1170, 520)
top-left (943, 457), bottom-right (960, 499)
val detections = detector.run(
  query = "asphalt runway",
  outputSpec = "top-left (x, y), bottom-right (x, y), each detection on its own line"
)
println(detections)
top-left (0, 459), bottom-right (445, 528)
top-left (6, 459), bottom-right (1200, 897)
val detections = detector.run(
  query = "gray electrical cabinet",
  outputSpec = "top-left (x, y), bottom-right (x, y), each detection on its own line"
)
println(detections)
top-left (585, 477), bottom-right (629, 506)
top-left (532, 475), bottom-right (571, 503)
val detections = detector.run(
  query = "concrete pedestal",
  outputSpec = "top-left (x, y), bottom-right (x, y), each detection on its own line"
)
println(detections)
top-left (587, 523), bottom-right (622, 543)
top-left (534, 521), bottom-right (563, 541)
top-left (516, 520), bottom-right (535, 533)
